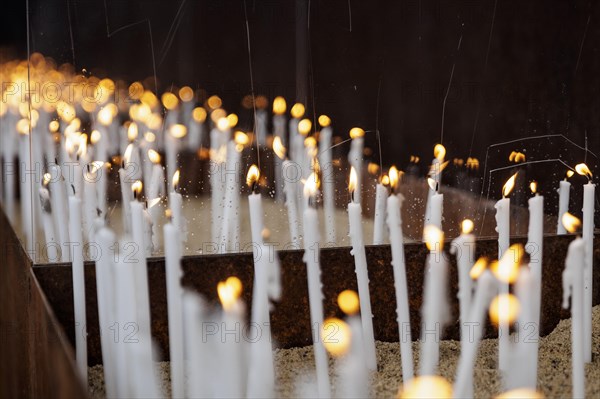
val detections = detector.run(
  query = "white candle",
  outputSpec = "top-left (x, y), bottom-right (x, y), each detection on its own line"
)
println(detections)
top-left (164, 221), bottom-right (185, 398)
top-left (130, 182), bottom-right (153, 357)
top-left (48, 163), bottom-right (71, 262)
top-left (222, 140), bottom-right (242, 251)
top-left (246, 165), bottom-right (265, 246)
top-left (273, 137), bottom-right (301, 248)
top-left (166, 123), bottom-right (187, 189)
top-left (495, 172), bottom-right (517, 373)
top-left (317, 118), bottom-right (337, 244)
top-left (428, 189), bottom-right (444, 230)
top-left (68, 194), bottom-right (87, 382)
top-left (581, 178), bottom-right (595, 363)
top-left (450, 219), bottom-right (475, 347)
top-left (119, 144), bottom-right (135, 234)
top-left (525, 185), bottom-right (544, 384)
top-left (347, 167), bottom-right (377, 370)
top-left (94, 227), bottom-right (118, 398)
top-left (273, 97), bottom-right (287, 202)
top-left (385, 168), bottom-right (414, 381)
top-left (169, 170), bottom-right (187, 246)
top-left (182, 291), bottom-right (209, 398)
top-left (210, 120), bottom-right (228, 246)
top-left (348, 127), bottom-right (365, 205)
top-left (216, 277), bottom-right (246, 398)
top-left (420, 225), bottom-right (449, 376)
top-left (187, 107), bottom-right (207, 150)
top-left (256, 107), bottom-right (268, 146)
top-left (373, 182), bottom-right (389, 245)
top-left (561, 220), bottom-right (585, 398)
top-left (247, 243), bottom-right (278, 398)
top-left (18, 128), bottom-right (33, 251)
top-left (39, 179), bottom-right (59, 262)
top-left (83, 163), bottom-right (99, 243)
top-left (453, 268), bottom-right (497, 398)
top-left (288, 103), bottom-right (304, 164)
top-left (1, 112), bottom-right (17, 224)
top-left (557, 178), bottom-right (571, 234)
top-left (303, 174), bottom-right (331, 398)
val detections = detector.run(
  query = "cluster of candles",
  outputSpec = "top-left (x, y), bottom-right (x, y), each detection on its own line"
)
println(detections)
top-left (0, 54), bottom-right (597, 398)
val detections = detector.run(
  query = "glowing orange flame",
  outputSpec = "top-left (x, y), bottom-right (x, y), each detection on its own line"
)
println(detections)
top-left (246, 165), bottom-right (260, 189)
top-left (461, 219), bottom-right (474, 234)
top-left (192, 107), bottom-right (207, 123)
top-left (303, 172), bottom-right (319, 198)
top-left (170, 124), bottom-right (187, 139)
top-left (321, 318), bottom-right (352, 357)
top-left (434, 144), bottom-right (446, 161)
top-left (148, 149), bottom-right (161, 164)
top-left (424, 225), bottom-right (444, 251)
top-left (470, 257), bottom-right (489, 280)
top-left (562, 212), bottom-right (581, 233)
top-left (127, 122), bottom-right (138, 141)
top-left (492, 244), bottom-right (524, 284)
top-left (349, 127), bottom-right (365, 139)
top-left (298, 118), bottom-right (312, 135)
top-left (132, 180), bottom-right (143, 199)
top-left (502, 172), bottom-right (518, 198)
top-left (337, 290), bottom-right (360, 316)
top-left (218, 276), bottom-right (242, 311)
top-left (273, 136), bottom-right (286, 160)
top-left (495, 388), bottom-right (545, 399)
top-left (398, 375), bottom-right (453, 399)
top-left (530, 181), bottom-right (537, 194)
top-left (575, 163), bottom-right (592, 179)
top-left (348, 166), bottom-right (358, 194)
top-left (290, 103), bottom-right (305, 119)
top-left (318, 114), bottom-right (331, 127)
top-left (389, 166), bottom-right (400, 190)
top-left (489, 294), bottom-right (520, 326)
top-left (172, 170), bottom-right (180, 191)
top-left (273, 96), bottom-right (286, 115)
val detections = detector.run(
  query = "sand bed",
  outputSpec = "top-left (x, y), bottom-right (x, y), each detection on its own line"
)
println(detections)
top-left (89, 306), bottom-right (600, 398)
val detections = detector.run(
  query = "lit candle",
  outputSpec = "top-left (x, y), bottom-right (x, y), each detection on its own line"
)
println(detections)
top-left (525, 181), bottom-right (543, 385)
top-left (296, 119), bottom-right (312, 218)
top-left (453, 260), bottom-right (497, 398)
top-left (348, 127), bottom-right (365, 205)
top-left (68, 193), bottom-right (87, 382)
top-left (118, 143), bottom-right (134, 234)
top-left (255, 96), bottom-right (269, 146)
top-left (178, 86), bottom-right (195, 135)
top-left (347, 166), bottom-right (377, 370)
top-left (372, 175), bottom-right (389, 245)
top-left (424, 144), bottom-right (447, 228)
top-left (495, 172), bottom-right (517, 374)
top-left (39, 174), bottom-right (59, 262)
top-left (221, 132), bottom-right (247, 251)
top-left (557, 171), bottom-right (573, 234)
top-left (166, 123), bottom-right (187, 189)
top-left (129, 181), bottom-right (153, 357)
top-left (210, 117), bottom-right (230, 246)
top-left (450, 219), bottom-right (476, 346)
top-left (575, 163), bottom-right (595, 363)
top-left (273, 97), bottom-right (287, 202)
top-left (17, 121), bottom-right (33, 250)
top-left (90, 130), bottom-right (108, 215)
top-left (1, 112), bottom-right (17, 225)
top-left (169, 170), bottom-right (187, 246)
top-left (83, 162), bottom-right (100, 243)
top-left (246, 164), bottom-right (264, 246)
top-left (561, 212), bottom-right (585, 398)
top-left (216, 277), bottom-right (245, 398)
top-left (188, 106), bottom-right (207, 150)
top-left (273, 137), bottom-right (301, 247)
top-left (303, 173), bottom-right (331, 398)
top-left (48, 163), bottom-right (70, 262)
top-left (385, 166), bottom-right (414, 381)
top-left (289, 103), bottom-right (305, 164)
top-left (317, 115), bottom-right (337, 244)
top-left (164, 219), bottom-right (185, 398)
top-left (420, 225), bottom-right (450, 376)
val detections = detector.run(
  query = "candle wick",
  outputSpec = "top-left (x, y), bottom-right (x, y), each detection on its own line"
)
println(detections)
top-left (70, 184), bottom-right (76, 196)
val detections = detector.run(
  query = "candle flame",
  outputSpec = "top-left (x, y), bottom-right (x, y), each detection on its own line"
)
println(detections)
top-left (461, 219), bottom-right (474, 234)
top-left (489, 294), bottom-right (520, 327)
top-left (77, 134), bottom-right (88, 158)
top-left (318, 114), bottom-right (331, 127)
top-left (509, 151), bottom-right (526, 163)
top-left (423, 225), bottom-right (444, 251)
top-left (216, 117), bottom-right (230, 131)
top-left (502, 172), bottom-right (518, 197)
top-left (492, 244), bottom-right (524, 284)
top-left (207, 95), bottom-right (222, 110)
top-left (49, 120), bottom-right (60, 133)
top-left (43, 173), bottom-right (52, 187)
top-left (561, 212), bottom-right (581, 233)
top-left (321, 318), bottom-right (352, 357)
top-left (90, 161), bottom-right (104, 174)
top-left (337, 290), bottom-right (360, 316)
top-left (348, 166), bottom-right (358, 194)
top-left (434, 144), bottom-right (446, 161)
top-left (381, 175), bottom-right (390, 186)
top-left (90, 130), bottom-right (101, 145)
top-left (410, 155), bottom-right (421, 164)
top-left (349, 127), bottom-right (365, 139)
top-left (147, 197), bottom-right (161, 209)
top-left (170, 124), bottom-right (187, 138)
top-left (530, 181), bottom-right (537, 194)
top-left (368, 162), bottom-right (380, 176)
top-left (566, 170), bottom-right (575, 179)
top-left (234, 131), bottom-right (249, 148)
top-left (575, 163), bottom-right (592, 179)
top-left (227, 113), bottom-right (238, 128)
top-left (217, 276), bottom-right (242, 311)
top-left (466, 157), bottom-right (479, 170)
top-left (303, 172), bottom-right (319, 198)
top-left (246, 164), bottom-right (260, 189)
top-left (290, 103), bottom-right (305, 119)
top-left (495, 388), bottom-right (545, 399)
top-left (148, 149), bottom-right (161, 164)
top-left (398, 376), bottom-right (453, 399)
top-left (389, 166), bottom-right (400, 190)
top-left (123, 143), bottom-right (134, 164)
top-left (273, 136), bottom-right (286, 160)
top-left (304, 136), bottom-right (317, 149)
top-left (172, 170), bottom-right (180, 191)
top-left (132, 180), bottom-right (143, 198)
top-left (273, 96), bottom-right (287, 115)
top-left (298, 118), bottom-right (312, 135)
top-left (161, 92), bottom-right (179, 110)
top-left (192, 107), bottom-right (207, 123)
top-left (144, 131), bottom-right (156, 143)
top-left (127, 122), bottom-right (138, 141)
top-left (16, 118), bottom-right (30, 135)
top-left (470, 257), bottom-right (489, 280)
top-left (178, 86), bottom-right (194, 102)
top-left (427, 177), bottom-right (437, 191)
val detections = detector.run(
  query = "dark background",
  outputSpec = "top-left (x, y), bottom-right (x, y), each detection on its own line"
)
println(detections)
top-left (1, 0), bottom-right (599, 203)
